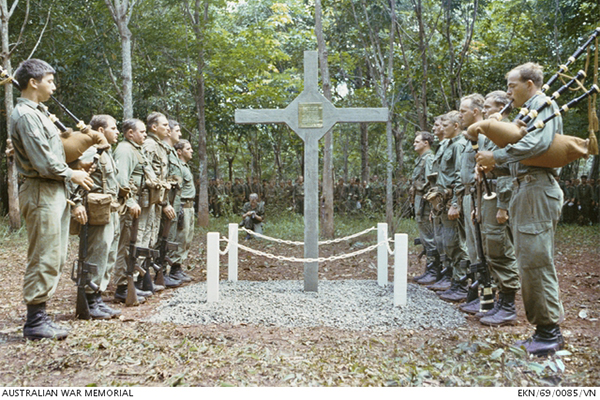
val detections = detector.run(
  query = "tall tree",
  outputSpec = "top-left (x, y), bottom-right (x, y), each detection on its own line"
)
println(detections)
top-left (104, 0), bottom-right (137, 119)
top-left (314, 0), bottom-right (334, 238)
top-left (1, 0), bottom-right (28, 230)
top-left (182, 0), bottom-right (210, 226)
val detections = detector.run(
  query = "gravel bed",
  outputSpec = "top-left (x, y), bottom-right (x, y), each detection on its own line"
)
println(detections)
top-left (147, 280), bottom-right (467, 332)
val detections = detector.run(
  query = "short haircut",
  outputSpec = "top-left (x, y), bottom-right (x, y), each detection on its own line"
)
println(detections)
top-left (147, 111), bottom-right (166, 130)
top-left (168, 119), bottom-right (180, 131)
top-left (14, 59), bottom-right (56, 91)
top-left (89, 114), bottom-right (116, 131)
top-left (507, 62), bottom-right (544, 88)
top-left (174, 139), bottom-right (191, 151)
top-left (460, 93), bottom-right (484, 111)
top-left (249, 193), bottom-right (258, 201)
top-left (485, 90), bottom-right (512, 113)
top-left (122, 118), bottom-right (143, 135)
top-left (444, 110), bottom-right (461, 125)
top-left (416, 131), bottom-right (434, 146)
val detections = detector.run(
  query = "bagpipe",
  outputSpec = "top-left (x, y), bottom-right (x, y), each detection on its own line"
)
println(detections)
top-left (0, 66), bottom-right (109, 164)
top-left (466, 27), bottom-right (600, 168)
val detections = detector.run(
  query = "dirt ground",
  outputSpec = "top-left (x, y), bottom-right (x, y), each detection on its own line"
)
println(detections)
top-left (0, 220), bottom-right (598, 387)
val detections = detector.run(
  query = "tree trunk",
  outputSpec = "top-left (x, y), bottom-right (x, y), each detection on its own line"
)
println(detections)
top-left (315, 0), bottom-right (334, 238)
top-left (120, 25), bottom-right (133, 119)
top-left (360, 123), bottom-right (369, 183)
top-left (104, 0), bottom-right (135, 119)
top-left (1, 0), bottom-right (20, 230)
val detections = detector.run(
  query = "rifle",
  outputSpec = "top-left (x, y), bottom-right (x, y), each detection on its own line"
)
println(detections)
top-left (71, 192), bottom-right (99, 320)
top-left (466, 186), bottom-right (494, 312)
top-left (71, 148), bottom-right (109, 319)
top-left (154, 177), bottom-right (181, 284)
top-left (125, 166), bottom-right (157, 305)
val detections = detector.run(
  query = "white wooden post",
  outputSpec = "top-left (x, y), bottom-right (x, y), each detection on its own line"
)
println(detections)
top-left (207, 232), bottom-right (219, 302)
top-left (377, 223), bottom-right (388, 286)
top-left (394, 233), bottom-right (408, 307)
top-left (228, 223), bottom-right (238, 282)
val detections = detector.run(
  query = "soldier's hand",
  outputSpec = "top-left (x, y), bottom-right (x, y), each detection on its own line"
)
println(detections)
top-left (72, 205), bottom-right (88, 225)
top-left (448, 204), bottom-right (460, 220)
top-left (475, 151), bottom-right (496, 173)
top-left (129, 204), bottom-right (141, 218)
top-left (497, 208), bottom-right (509, 224)
top-left (163, 204), bottom-right (176, 220)
top-left (71, 170), bottom-right (93, 191)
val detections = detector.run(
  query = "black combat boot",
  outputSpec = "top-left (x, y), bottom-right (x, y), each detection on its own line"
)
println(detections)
top-left (515, 325), bottom-right (564, 356)
top-left (85, 293), bottom-right (111, 320)
top-left (95, 293), bottom-right (121, 318)
top-left (460, 296), bottom-right (481, 314)
top-left (114, 285), bottom-right (147, 303)
top-left (23, 303), bottom-right (69, 341)
top-left (439, 279), bottom-right (469, 302)
top-left (170, 263), bottom-right (192, 283)
top-left (415, 250), bottom-right (440, 285)
top-left (163, 273), bottom-right (182, 288)
top-left (427, 261), bottom-right (452, 292)
top-left (480, 291), bottom-right (517, 326)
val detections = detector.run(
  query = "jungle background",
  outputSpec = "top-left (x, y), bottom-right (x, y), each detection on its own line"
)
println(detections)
top-left (0, 0), bottom-right (599, 233)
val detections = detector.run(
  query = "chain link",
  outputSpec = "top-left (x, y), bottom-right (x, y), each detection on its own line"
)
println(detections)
top-left (223, 236), bottom-right (393, 264)
top-left (218, 237), bottom-right (231, 256)
top-left (239, 226), bottom-right (377, 246)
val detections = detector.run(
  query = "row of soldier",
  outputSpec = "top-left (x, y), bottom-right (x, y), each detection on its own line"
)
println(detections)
top-left (208, 175), bottom-right (415, 217)
top-left (559, 175), bottom-right (600, 225)
top-left (9, 59), bottom-right (196, 340)
top-left (410, 62), bottom-right (569, 357)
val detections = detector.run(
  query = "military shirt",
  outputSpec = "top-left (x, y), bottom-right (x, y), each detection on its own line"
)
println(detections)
top-left (114, 139), bottom-right (153, 208)
top-left (412, 149), bottom-right (433, 195)
top-left (180, 162), bottom-right (196, 200)
top-left (493, 93), bottom-right (562, 177)
top-left (481, 137), bottom-right (513, 210)
top-left (91, 150), bottom-right (119, 200)
top-left (143, 133), bottom-right (170, 204)
top-left (433, 135), bottom-right (466, 206)
top-left (9, 98), bottom-right (73, 181)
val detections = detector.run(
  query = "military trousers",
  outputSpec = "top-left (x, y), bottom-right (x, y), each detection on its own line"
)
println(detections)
top-left (509, 172), bottom-right (564, 326)
top-left (85, 211), bottom-right (120, 293)
top-left (462, 193), bottom-right (479, 265)
top-left (114, 205), bottom-right (154, 287)
top-left (440, 208), bottom-right (469, 280)
top-left (480, 196), bottom-right (519, 293)
top-left (415, 195), bottom-right (436, 262)
top-left (20, 178), bottom-right (70, 305)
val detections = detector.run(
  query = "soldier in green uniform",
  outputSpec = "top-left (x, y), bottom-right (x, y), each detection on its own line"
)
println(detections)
top-left (562, 179), bottom-right (576, 224)
top-left (10, 59), bottom-right (94, 340)
top-left (411, 132), bottom-right (439, 284)
top-left (112, 119), bottom-right (157, 303)
top-left (163, 120), bottom-right (191, 283)
top-left (476, 62), bottom-right (565, 356)
top-left (143, 112), bottom-right (179, 288)
top-left (440, 93), bottom-right (485, 303)
top-left (241, 193), bottom-right (265, 239)
top-left (420, 116), bottom-right (447, 288)
top-left (70, 115), bottom-right (123, 319)
top-left (172, 139), bottom-right (196, 272)
top-left (428, 111), bottom-right (469, 295)
top-left (466, 91), bottom-right (520, 326)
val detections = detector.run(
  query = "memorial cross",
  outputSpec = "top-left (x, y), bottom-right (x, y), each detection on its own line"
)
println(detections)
top-left (235, 51), bottom-right (388, 292)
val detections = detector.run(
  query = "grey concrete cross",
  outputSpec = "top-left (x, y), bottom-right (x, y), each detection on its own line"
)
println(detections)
top-left (235, 50), bottom-right (388, 292)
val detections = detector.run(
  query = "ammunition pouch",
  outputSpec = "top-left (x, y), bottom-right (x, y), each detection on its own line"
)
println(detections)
top-left (87, 193), bottom-right (113, 225)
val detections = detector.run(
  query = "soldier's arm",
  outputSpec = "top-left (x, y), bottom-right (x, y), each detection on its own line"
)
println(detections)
top-left (14, 114), bottom-right (73, 181)
top-left (492, 98), bottom-right (559, 165)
